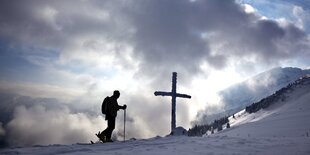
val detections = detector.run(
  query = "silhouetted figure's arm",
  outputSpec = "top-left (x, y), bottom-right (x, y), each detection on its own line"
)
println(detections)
top-left (118, 104), bottom-right (127, 110)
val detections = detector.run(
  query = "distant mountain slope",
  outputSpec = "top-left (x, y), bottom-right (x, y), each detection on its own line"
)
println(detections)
top-left (219, 67), bottom-right (310, 112)
top-left (193, 67), bottom-right (310, 124)
top-left (221, 75), bottom-right (310, 138)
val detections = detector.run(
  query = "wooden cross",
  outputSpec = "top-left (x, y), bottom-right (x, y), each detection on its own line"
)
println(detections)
top-left (154, 72), bottom-right (191, 133)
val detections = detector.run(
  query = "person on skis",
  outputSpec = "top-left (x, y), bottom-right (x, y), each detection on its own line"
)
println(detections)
top-left (97, 90), bottom-right (126, 142)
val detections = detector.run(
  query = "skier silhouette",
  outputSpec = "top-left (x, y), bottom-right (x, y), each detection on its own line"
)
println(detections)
top-left (97, 90), bottom-right (126, 142)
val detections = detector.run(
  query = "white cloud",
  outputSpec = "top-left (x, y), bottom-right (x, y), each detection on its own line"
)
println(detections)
top-left (0, 81), bottom-right (84, 102)
top-left (292, 5), bottom-right (305, 30)
top-left (242, 4), bottom-right (256, 14)
top-left (6, 105), bottom-right (105, 146)
top-left (34, 6), bottom-right (61, 31)
top-left (1, 0), bottom-right (309, 77)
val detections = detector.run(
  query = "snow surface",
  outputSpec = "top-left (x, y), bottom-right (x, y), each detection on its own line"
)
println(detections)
top-left (1, 78), bottom-right (310, 155)
top-left (0, 135), bottom-right (309, 155)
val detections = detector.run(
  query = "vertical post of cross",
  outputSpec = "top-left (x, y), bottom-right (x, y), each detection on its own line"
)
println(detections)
top-left (171, 72), bottom-right (177, 131)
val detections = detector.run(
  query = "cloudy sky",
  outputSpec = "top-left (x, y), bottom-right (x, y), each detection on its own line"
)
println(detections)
top-left (0, 0), bottom-right (309, 147)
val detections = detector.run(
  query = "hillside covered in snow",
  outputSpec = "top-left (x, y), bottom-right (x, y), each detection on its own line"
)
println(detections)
top-left (1, 76), bottom-right (310, 154)
top-left (223, 75), bottom-right (310, 138)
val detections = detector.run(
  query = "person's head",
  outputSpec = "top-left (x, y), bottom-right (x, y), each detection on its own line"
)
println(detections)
top-left (112, 90), bottom-right (120, 99)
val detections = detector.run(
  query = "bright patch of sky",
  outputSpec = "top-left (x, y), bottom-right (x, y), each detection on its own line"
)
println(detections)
top-left (239, 0), bottom-right (310, 32)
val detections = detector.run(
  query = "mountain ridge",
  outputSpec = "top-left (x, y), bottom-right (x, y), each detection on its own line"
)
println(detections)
top-left (220, 67), bottom-right (310, 110)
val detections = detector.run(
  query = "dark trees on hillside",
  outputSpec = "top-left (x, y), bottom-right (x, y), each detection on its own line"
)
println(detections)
top-left (244, 76), bottom-right (310, 113)
top-left (188, 117), bottom-right (229, 136)
top-left (226, 122), bottom-right (230, 128)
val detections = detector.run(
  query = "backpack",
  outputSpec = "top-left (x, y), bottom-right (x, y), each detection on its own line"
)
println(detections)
top-left (101, 97), bottom-right (110, 114)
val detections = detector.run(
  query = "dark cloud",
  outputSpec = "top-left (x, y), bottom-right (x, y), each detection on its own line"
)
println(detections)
top-left (121, 0), bottom-right (309, 86)
top-left (125, 0), bottom-right (242, 82)
top-left (0, 122), bottom-right (4, 136)
top-left (1, 0), bottom-right (308, 77)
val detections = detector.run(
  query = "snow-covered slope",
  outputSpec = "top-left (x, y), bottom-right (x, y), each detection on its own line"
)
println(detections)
top-left (222, 76), bottom-right (310, 138)
top-left (1, 76), bottom-right (310, 155)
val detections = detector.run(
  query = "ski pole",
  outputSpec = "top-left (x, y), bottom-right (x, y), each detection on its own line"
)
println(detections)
top-left (124, 109), bottom-right (126, 142)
